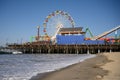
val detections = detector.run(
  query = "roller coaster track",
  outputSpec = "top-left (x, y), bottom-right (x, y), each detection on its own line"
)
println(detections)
top-left (91, 25), bottom-right (120, 40)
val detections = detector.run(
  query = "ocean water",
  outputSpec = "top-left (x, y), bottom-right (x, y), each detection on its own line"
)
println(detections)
top-left (0, 53), bottom-right (96, 80)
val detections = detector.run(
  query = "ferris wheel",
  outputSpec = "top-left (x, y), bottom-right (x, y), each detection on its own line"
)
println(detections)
top-left (43, 10), bottom-right (75, 37)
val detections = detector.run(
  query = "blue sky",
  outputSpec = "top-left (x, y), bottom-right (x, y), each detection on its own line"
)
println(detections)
top-left (0, 0), bottom-right (120, 46)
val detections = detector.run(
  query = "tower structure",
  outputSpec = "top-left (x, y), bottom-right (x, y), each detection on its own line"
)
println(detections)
top-left (36, 26), bottom-right (40, 41)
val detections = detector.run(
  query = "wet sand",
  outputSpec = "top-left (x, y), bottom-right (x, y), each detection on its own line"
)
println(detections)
top-left (31, 52), bottom-right (120, 80)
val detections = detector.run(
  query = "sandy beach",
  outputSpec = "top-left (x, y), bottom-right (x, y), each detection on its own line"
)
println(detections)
top-left (101, 52), bottom-right (120, 80)
top-left (31, 52), bottom-right (120, 80)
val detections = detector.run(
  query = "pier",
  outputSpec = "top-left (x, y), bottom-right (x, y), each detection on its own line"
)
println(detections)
top-left (6, 12), bottom-right (120, 54)
top-left (8, 44), bottom-right (120, 54)
top-left (7, 25), bottom-right (120, 54)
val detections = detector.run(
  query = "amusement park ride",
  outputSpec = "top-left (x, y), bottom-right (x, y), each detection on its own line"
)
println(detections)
top-left (29, 10), bottom-right (120, 45)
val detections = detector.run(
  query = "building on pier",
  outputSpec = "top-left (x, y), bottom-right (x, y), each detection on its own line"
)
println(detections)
top-left (56, 27), bottom-right (106, 45)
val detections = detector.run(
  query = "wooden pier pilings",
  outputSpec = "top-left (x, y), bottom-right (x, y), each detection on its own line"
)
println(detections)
top-left (8, 44), bottom-right (120, 54)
